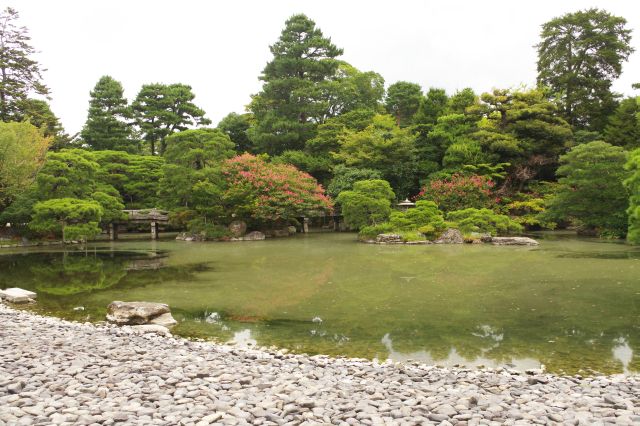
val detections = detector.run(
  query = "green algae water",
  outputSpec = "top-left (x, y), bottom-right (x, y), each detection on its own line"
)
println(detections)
top-left (1, 232), bottom-right (639, 375)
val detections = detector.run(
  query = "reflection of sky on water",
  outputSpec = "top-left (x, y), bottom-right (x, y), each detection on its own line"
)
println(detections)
top-left (471, 324), bottom-right (503, 342)
top-left (229, 329), bottom-right (257, 347)
top-left (378, 332), bottom-right (540, 371)
top-left (612, 337), bottom-right (633, 374)
top-left (196, 317), bottom-right (635, 374)
top-left (7, 233), bottom-right (639, 376)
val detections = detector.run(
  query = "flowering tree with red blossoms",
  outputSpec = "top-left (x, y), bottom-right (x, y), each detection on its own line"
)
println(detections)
top-left (416, 174), bottom-right (497, 212)
top-left (221, 154), bottom-right (333, 223)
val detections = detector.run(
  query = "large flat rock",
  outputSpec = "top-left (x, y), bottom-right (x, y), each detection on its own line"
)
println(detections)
top-left (0, 288), bottom-right (37, 303)
top-left (242, 231), bottom-right (265, 241)
top-left (106, 301), bottom-right (171, 325)
top-left (148, 312), bottom-right (178, 327)
top-left (491, 237), bottom-right (539, 246)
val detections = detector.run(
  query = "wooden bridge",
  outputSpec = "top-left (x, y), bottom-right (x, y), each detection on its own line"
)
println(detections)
top-left (109, 209), bottom-right (169, 240)
top-left (108, 209), bottom-right (343, 240)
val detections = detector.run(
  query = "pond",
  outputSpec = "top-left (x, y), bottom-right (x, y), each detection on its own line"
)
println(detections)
top-left (1, 232), bottom-right (639, 376)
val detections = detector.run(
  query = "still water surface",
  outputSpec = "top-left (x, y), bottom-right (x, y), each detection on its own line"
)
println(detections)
top-left (1, 232), bottom-right (639, 375)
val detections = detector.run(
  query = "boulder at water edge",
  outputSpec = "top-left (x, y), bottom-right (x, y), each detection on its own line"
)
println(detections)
top-left (175, 232), bottom-right (206, 242)
top-left (106, 301), bottom-right (176, 326)
top-left (376, 234), bottom-right (403, 243)
top-left (228, 220), bottom-right (247, 237)
top-left (243, 231), bottom-right (265, 241)
top-left (148, 312), bottom-right (178, 327)
top-left (435, 228), bottom-right (464, 244)
top-left (491, 236), bottom-right (539, 246)
top-left (0, 288), bottom-right (37, 304)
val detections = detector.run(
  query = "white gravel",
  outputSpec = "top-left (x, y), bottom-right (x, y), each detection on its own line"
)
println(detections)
top-left (1, 303), bottom-right (639, 425)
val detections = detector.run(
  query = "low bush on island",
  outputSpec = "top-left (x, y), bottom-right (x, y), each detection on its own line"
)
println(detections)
top-left (339, 178), bottom-right (523, 243)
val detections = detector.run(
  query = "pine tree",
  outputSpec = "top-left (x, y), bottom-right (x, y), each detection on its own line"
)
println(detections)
top-left (0, 7), bottom-right (50, 121)
top-left (132, 83), bottom-right (210, 155)
top-left (81, 76), bottom-right (137, 152)
top-left (249, 14), bottom-right (343, 155)
top-left (604, 97), bottom-right (640, 150)
top-left (536, 9), bottom-right (634, 130)
top-left (385, 81), bottom-right (423, 127)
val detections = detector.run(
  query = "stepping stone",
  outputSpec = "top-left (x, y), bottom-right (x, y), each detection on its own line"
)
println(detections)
top-left (106, 301), bottom-right (171, 325)
top-left (0, 288), bottom-right (37, 303)
top-left (148, 312), bottom-right (178, 327)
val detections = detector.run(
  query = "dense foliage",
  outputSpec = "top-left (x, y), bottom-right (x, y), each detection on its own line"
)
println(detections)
top-left (0, 121), bottom-right (50, 211)
top-left (0, 8), bottom-right (638, 244)
top-left (546, 141), bottom-right (629, 237)
top-left (222, 153), bottom-right (333, 223)
top-left (93, 151), bottom-right (164, 209)
top-left (0, 8), bottom-right (49, 122)
top-left (604, 97), bottom-right (640, 150)
top-left (248, 14), bottom-right (343, 155)
top-left (133, 83), bottom-right (211, 155)
top-left (326, 165), bottom-right (382, 199)
top-left (337, 180), bottom-right (395, 230)
top-left (29, 198), bottom-right (103, 242)
top-left (81, 76), bottom-right (136, 153)
top-left (446, 208), bottom-right (522, 236)
top-left (624, 149), bottom-right (640, 244)
top-left (536, 8), bottom-right (634, 131)
top-left (417, 174), bottom-right (496, 212)
top-left (387, 200), bottom-right (447, 239)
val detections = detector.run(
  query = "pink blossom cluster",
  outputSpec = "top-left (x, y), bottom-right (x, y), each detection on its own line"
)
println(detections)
top-left (222, 154), bottom-right (333, 220)
top-left (417, 174), bottom-right (497, 211)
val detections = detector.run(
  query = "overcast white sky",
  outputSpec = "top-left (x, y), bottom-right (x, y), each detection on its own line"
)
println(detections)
top-left (6, 0), bottom-right (640, 135)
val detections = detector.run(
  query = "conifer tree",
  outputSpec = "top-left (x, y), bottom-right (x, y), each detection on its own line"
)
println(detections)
top-left (133, 83), bottom-right (210, 155)
top-left (536, 9), bottom-right (634, 130)
top-left (81, 76), bottom-right (137, 152)
top-left (604, 97), bottom-right (640, 150)
top-left (249, 14), bottom-right (343, 155)
top-left (0, 7), bottom-right (49, 122)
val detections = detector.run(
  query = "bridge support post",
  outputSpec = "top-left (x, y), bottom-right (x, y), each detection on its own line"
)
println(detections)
top-left (151, 221), bottom-right (158, 240)
top-left (109, 223), bottom-right (118, 241)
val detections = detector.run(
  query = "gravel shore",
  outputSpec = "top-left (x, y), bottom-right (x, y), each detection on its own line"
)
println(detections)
top-left (1, 303), bottom-right (639, 425)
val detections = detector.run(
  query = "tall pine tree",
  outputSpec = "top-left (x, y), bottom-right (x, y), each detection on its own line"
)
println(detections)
top-left (249, 14), bottom-right (343, 155)
top-left (81, 76), bottom-right (137, 153)
top-left (536, 9), bottom-right (634, 131)
top-left (132, 83), bottom-right (210, 155)
top-left (604, 97), bottom-right (640, 150)
top-left (385, 81), bottom-right (423, 127)
top-left (0, 7), bottom-right (49, 122)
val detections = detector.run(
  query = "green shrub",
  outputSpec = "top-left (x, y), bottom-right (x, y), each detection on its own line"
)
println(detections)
top-left (507, 197), bottom-right (556, 230)
top-left (389, 200), bottom-right (447, 239)
top-left (30, 198), bottom-right (103, 242)
top-left (416, 224), bottom-right (442, 240)
top-left (187, 218), bottom-right (230, 240)
top-left (625, 149), bottom-right (640, 244)
top-left (546, 141), bottom-right (629, 238)
top-left (359, 223), bottom-right (395, 239)
top-left (417, 174), bottom-right (497, 212)
top-left (358, 200), bottom-right (447, 241)
top-left (447, 208), bottom-right (523, 236)
top-left (398, 230), bottom-right (426, 242)
top-left (327, 165), bottom-right (383, 198)
top-left (337, 179), bottom-right (395, 230)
